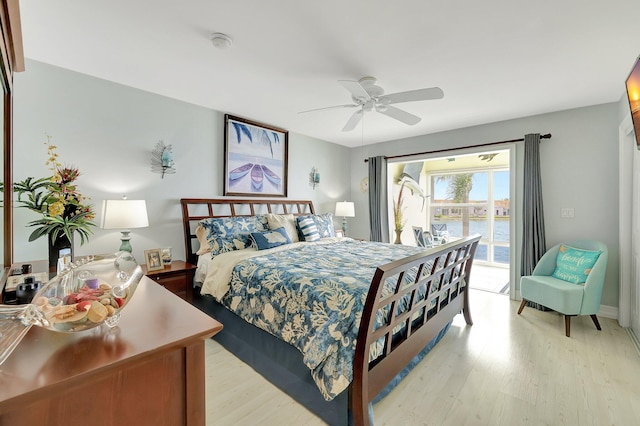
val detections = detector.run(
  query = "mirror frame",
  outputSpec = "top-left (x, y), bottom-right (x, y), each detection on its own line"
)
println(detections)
top-left (0, 0), bottom-right (24, 266)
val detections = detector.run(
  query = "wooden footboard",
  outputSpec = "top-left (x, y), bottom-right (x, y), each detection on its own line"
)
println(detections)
top-left (352, 235), bottom-right (480, 426)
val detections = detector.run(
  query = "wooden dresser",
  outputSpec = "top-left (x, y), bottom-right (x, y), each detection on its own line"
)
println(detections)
top-left (0, 277), bottom-right (222, 425)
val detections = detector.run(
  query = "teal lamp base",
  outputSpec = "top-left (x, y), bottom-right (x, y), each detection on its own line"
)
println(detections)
top-left (119, 230), bottom-right (133, 253)
top-left (342, 217), bottom-right (348, 236)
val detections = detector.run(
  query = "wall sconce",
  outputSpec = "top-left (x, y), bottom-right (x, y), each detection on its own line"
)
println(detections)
top-left (309, 166), bottom-right (320, 189)
top-left (151, 140), bottom-right (175, 178)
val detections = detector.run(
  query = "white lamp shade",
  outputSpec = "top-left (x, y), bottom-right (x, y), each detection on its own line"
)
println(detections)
top-left (101, 199), bottom-right (149, 229)
top-left (335, 201), bottom-right (355, 217)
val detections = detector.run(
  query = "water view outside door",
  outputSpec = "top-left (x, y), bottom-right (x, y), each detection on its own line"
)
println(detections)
top-left (430, 170), bottom-right (510, 265)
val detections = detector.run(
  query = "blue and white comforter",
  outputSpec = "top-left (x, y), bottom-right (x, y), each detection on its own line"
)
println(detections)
top-left (200, 238), bottom-right (432, 400)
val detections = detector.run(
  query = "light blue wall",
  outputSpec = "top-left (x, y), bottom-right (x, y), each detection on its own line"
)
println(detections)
top-left (12, 60), bottom-right (350, 264)
top-left (12, 59), bottom-right (622, 309)
top-left (349, 104), bottom-right (620, 308)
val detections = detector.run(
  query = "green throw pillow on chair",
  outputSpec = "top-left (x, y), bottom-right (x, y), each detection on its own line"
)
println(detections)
top-left (551, 244), bottom-right (601, 284)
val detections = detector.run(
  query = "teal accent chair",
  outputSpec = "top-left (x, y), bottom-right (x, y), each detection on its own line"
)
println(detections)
top-left (517, 240), bottom-right (608, 337)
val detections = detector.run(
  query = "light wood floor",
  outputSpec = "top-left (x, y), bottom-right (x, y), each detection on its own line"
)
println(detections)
top-left (205, 289), bottom-right (640, 425)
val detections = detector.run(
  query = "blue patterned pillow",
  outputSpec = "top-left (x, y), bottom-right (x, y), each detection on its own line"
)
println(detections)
top-left (312, 213), bottom-right (335, 238)
top-left (250, 227), bottom-right (292, 250)
top-left (552, 244), bottom-right (601, 284)
top-left (199, 215), bottom-right (268, 256)
top-left (296, 216), bottom-right (320, 242)
top-left (296, 213), bottom-right (335, 239)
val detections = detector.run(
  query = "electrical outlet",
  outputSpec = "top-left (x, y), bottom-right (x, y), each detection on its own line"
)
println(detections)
top-left (561, 208), bottom-right (574, 218)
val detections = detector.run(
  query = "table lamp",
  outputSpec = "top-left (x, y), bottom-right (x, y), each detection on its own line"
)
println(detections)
top-left (101, 198), bottom-right (149, 252)
top-left (335, 201), bottom-right (355, 236)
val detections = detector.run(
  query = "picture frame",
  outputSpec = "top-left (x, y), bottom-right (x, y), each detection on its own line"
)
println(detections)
top-left (224, 114), bottom-right (288, 197)
top-left (144, 248), bottom-right (164, 271)
top-left (335, 229), bottom-right (345, 238)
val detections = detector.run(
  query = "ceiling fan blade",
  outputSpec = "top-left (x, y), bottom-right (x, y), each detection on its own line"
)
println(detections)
top-left (377, 105), bottom-right (421, 126)
top-left (298, 104), bottom-right (358, 114)
top-left (384, 87), bottom-right (444, 104)
top-left (339, 80), bottom-right (371, 101)
top-left (342, 108), bottom-right (363, 132)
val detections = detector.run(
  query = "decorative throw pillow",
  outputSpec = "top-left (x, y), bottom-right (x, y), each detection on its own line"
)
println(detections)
top-left (195, 224), bottom-right (210, 255)
top-left (198, 215), bottom-right (269, 256)
top-left (552, 244), bottom-right (602, 284)
top-left (296, 216), bottom-right (320, 242)
top-left (296, 213), bottom-right (335, 239)
top-left (312, 213), bottom-right (336, 238)
top-left (250, 227), bottom-right (292, 250)
top-left (266, 213), bottom-right (299, 242)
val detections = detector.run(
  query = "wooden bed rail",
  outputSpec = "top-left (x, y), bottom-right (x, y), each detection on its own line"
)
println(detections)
top-left (352, 234), bottom-right (480, 426)
top-left (180, 198), bottom-right (314, 265)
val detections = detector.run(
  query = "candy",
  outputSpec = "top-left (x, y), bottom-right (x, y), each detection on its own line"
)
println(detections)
top-left (85, 278), bottom-right (99, 289)
top-left (76, 300), bottom-right (92, 311)
top-left (49, 304), bottom-right (88, 324)
top-left (87, 300), bottom-right (108, 323)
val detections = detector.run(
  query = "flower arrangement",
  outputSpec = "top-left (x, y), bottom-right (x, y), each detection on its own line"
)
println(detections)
top-left (13, 136), bottom-right (96, 245)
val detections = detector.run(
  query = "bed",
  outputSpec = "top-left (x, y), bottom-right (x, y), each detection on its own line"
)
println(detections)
top-left (180, 198), bottom-right (480, 426)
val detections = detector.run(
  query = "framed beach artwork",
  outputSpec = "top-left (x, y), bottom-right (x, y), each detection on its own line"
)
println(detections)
top-left (224, 114), bottom-right (288, 197)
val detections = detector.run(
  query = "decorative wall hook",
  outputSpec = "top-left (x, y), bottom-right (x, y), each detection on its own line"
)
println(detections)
top-left (151, 141), bottom-right (176, 179)
top-left (309, 166), bottom-right (320, 189)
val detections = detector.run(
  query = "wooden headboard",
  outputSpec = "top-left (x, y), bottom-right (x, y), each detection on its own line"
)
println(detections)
top-left (180, 198), bottom-right (315, 265)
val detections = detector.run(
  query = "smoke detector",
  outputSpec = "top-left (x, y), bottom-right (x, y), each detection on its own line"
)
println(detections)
top-left (211, 32), bottom-right (232, 49)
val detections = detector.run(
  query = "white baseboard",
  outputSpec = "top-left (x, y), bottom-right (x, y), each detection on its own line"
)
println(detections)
top-left (512, 291), bottom-right (618, 320)
top-left (627, 328), bottom-right (640, 357)
top-left (598, 304), bottom-right (618, 319)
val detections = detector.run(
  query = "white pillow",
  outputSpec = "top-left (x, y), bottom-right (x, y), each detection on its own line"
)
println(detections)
top-left (266, 213), bottom-right (299, 242)
top-left (195, 224), bottom-right (211, 255)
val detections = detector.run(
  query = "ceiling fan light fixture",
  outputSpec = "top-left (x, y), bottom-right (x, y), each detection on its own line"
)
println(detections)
top-left (299, 77), bottom-right (444, 131)
top-left (211, 32), bottom-right (233, 49)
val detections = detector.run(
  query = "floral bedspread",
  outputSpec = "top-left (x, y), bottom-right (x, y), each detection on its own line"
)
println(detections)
top-left (213, 239), bottom-right (430, 401)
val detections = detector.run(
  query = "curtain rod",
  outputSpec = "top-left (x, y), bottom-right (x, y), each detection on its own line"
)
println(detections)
top-left (363, 133), bottom-right (552, 162)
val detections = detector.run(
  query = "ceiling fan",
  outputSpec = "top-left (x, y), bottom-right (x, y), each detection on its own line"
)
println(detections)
top-left (299, 77), bottom-right (444, 131)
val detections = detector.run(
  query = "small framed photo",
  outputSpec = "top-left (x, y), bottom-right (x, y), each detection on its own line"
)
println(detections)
top-left (144, 249), bottom-right (164, 271)
top-left (335, 229), bottom-right (345, 238)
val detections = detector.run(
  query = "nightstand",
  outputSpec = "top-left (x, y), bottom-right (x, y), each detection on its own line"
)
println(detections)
top-left (141, 260), bottom-right (196, 303)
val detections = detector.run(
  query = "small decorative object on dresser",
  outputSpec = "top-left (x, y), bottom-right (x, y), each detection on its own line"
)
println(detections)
top-left (142, 260), bottom-right (197, 302)
top-left (161, 247), bottom-right (172, 264)
top-left (144, 249), bottom-right (164, 271)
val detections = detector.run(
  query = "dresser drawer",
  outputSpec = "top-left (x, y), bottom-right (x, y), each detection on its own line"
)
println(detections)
top-left (152, 274), bottom-right (187, 295)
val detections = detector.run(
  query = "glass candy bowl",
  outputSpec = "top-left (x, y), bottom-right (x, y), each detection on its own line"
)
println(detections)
top-left (0, 252), bottom-right (143, 365)
top-left (33, 252), bottom-right (143, 332)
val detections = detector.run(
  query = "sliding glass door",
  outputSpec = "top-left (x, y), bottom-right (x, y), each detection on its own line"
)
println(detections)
top-left (429, 168), bottom-right (510, 267)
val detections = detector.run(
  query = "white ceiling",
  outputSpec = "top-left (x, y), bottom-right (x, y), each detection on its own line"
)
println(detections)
top-left (18, 0), bottom-right (640, 148)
